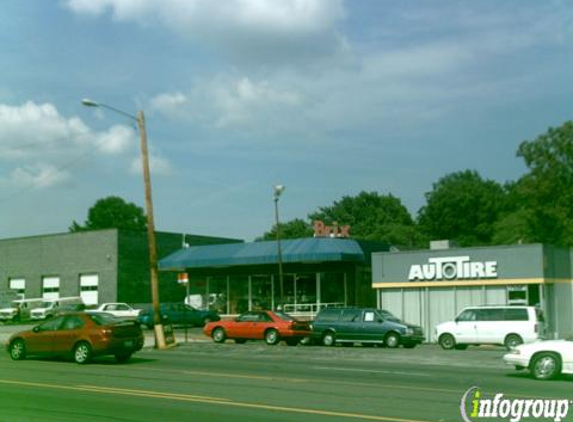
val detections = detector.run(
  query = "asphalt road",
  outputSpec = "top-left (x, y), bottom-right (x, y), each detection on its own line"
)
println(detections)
top-left (0, 333), bottom-right (572, 422)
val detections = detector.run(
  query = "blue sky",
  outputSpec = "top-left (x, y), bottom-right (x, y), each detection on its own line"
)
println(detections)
top-left (1, 0), bottom-right (572, 241)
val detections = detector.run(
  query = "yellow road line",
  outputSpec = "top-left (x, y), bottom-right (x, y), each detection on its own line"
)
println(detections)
top-left (142, 367), bottom-right (566, 401)
top-left (0, 378), bottom-right (435, 422)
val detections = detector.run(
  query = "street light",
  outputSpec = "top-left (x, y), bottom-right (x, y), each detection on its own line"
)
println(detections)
top-left (81, 98), bottom-right (167, 349)
top-left (273, 184), bottom-right (285, 309)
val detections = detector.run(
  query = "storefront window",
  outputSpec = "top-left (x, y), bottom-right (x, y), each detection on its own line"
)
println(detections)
top-left (229, 275), bottom-right (249, 314)
top-left (320, 272), bottom-right (346, 306)
top-left (208, 276), bottom-right (228, 314)
top-left (251, 275), bottom-right (273, 310)
top-left (186, 276), bottom-right (208, 309)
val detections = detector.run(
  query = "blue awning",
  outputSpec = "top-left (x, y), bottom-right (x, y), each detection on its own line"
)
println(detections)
top-left (159, 237), bottom-right (366, 270)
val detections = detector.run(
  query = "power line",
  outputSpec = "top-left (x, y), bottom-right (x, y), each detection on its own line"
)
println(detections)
top-left (0, 130), bottom-right (134, 204)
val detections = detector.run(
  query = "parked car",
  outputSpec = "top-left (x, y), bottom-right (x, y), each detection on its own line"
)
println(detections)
top-left (137, 302), bottom-right (220, 328)
top-left (503, 336), bottom-right (573, 380)
top-left (6, 312), bottom-right (144, 364)
top-left (30, 297), bottom-right (85, 320)
top-left (310, 307), bottom-right (425, 348)
top-left (89, 303), bottom-right (141, 319)
top-left (0, 298), bottom-right (43, 322)
top-left (436, 305), bottom-right (545, 351)
top-left (204, 310), bottom-right (310, 345)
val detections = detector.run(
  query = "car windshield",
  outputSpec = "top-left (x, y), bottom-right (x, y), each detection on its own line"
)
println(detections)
top-left (274, 311), bottom-right (296, 321)
top-left (377, 310), bottom-right (400, 321)
top-left (39, 301), bottom-right (53, 308)
top-left (89, 313), bottom-right (123, 326)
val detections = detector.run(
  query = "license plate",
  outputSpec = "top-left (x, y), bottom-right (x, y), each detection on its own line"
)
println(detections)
top-left (124, 340), bottom-right (134, 347)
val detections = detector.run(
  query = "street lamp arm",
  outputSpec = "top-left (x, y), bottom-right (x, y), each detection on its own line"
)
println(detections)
top-left (81, 98), bottom-right (137, 121)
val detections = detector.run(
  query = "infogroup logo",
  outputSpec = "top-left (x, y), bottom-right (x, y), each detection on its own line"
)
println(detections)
top-left (460, 386), bottom-right (571, 422)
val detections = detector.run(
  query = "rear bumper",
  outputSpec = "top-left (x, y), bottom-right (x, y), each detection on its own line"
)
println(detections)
top-left (280, 330), bottom-right (311, 339)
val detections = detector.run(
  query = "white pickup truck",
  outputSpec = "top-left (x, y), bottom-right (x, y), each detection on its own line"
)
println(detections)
top-left (89, 303), bottom-right (142, 319)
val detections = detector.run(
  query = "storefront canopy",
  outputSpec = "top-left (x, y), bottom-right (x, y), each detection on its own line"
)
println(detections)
top-left (159, 237), bottom-right (366, 271)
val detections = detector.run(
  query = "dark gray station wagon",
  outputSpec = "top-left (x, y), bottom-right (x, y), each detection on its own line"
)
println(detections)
top-left (310, 307), bottom-right (425, 348)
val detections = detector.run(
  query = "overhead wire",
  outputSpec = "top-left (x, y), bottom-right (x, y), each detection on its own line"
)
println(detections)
top-left (0, 127), bottom-right (135, 204)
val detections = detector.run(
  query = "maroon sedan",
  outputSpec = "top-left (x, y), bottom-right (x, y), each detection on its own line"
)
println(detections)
top-left (204, 310), bottom-right (310, 345)
top-left (7, 312), bottom-right (144, 364)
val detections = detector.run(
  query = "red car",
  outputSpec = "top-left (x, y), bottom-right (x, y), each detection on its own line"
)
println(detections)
top-left (7, 312), bottom-right (144, 364)
top-left (204, 310), bottom-right (310, 346)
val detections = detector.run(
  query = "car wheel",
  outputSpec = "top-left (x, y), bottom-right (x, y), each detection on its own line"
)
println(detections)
top-left (385, 332), bottom-right (400, 348)
top-left (115, 352), bottom-right (133, 363)
top-left (439, 333), bottom-right (456, 350)
top-left (212, 327), bottom-right (226, 343)
top-left (265, 329), bottom-right (280, 345)
top-left (285, 339), bottom-right (299, 346)
top-left (504, 334), bottom-right (523, 350)
top-left (73, 341), bottom-right (92, 364)
top-left (531, 353), bottom-right (561, 380)
top-left (322, 331), bottom-right (336, 347)
top-left (9, 339), bottom-right (26, 360)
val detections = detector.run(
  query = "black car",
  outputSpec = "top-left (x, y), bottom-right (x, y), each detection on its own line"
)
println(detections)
top-left (137, 303), bottom-right (220, 328)
top-left (310, 307), bottom-right (425, 348)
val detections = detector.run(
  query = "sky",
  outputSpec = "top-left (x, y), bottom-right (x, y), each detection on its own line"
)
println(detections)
top-left (1, 0), bottom-right (572, 242)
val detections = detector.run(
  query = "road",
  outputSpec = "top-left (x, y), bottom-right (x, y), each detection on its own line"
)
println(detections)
top-left (0, 334), bottom-right (572, 422)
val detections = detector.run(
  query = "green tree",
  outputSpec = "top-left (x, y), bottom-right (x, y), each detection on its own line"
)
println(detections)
top-left (417, 170), bottom-right (506, 246)
top-left (257, 218), bottom-right (313, 241)
top-left (309, 191), bottom-right (422, 247)
top-left (70, 196), bottom-right (147, 232)
top-left (513, 120), bottom-right (573, 246)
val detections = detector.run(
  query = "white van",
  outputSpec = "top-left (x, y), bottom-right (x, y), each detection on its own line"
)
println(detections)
top-left (30, 297), bottom-right (84, 320)
top-left (436, 305), bottom-right (545, 350)
top-left (0, 298), bottom-right (44, 321)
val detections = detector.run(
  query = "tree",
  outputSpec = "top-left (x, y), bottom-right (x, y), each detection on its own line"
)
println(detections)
top-left (70, 196), bottom-right (147, 232)
top-left (309, 191), bottom-right (422, 247)
top-left (512, 121), bottom-right (573, 246)
top-left (417, 170), bottom-right (507, 246)
top-left (257, 218), bottom-right (313, 241)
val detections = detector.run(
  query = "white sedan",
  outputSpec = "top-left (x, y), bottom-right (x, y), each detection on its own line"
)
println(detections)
top-left (503, 338), bottom-right (573, 380)
top-left (89, 303), bottom-right (141, 319)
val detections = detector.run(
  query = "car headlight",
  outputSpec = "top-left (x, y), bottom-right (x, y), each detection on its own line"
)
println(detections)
top-left (405, 328), bottom-right (414, 335)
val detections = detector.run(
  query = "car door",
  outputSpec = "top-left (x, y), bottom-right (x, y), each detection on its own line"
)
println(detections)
top-left (26, 316), bottom-right (65, 354)
top-left (359, 310), bottom-right (385, 342)
top-left (337, 309), bottom-right (363, 341)
top-left (453, 309), bottom-right (478, 343)
top-left (54, 315), bottom-right (86, 353)
top-left (474, 308), bottom-right (505, 344)
top-left (562, 341), bottom-right (573, 373)
top-left (230, 313), bottom-right (257, 338)
top-left (250, 312), bottom-right (273, 339)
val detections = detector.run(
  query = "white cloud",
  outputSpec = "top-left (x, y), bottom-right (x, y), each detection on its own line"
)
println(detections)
top-left (8, 164), bottom-right (71, 188)
top-left (95, 125), bottom-right (137, 155)
top-left (0, 101), bottom-right (90, 159)
top-left (0, 101), bottom-right (165, 190)
top-left (129, 153), bottom-right (172, 176)
top-left (64, 0), bottom-right (346, 63)
top-left (211, 77), bottom-right (301, 128)
top-left (150, 92), bottom-right (187, 115)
